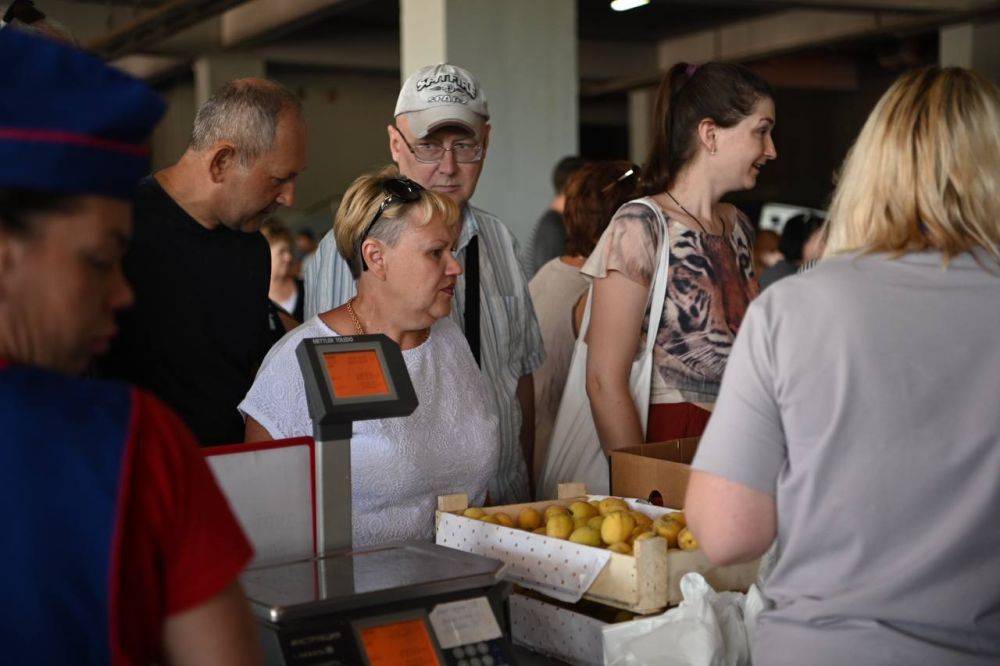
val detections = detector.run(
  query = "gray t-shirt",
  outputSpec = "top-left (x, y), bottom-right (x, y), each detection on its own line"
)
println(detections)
top-left (693, 250), bottom-right (1000, 665)
top-left (525, 209), bottom-right (566, 278)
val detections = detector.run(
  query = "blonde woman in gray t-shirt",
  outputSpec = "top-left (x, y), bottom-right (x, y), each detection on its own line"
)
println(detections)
top-left (687, 67), bottom-right (1000, 665)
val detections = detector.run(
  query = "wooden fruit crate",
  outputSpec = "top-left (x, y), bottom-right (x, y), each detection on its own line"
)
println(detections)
top-left (435, 483), bottom-right (758, 614)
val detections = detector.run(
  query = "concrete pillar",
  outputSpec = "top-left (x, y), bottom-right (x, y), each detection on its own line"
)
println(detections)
top-left (193, 54), bottom-right (266, 108)
top-left (627, 87), bottom-right (655, 166)
top-left (940, 20), bottom-right (1000, 84)
top-left (399, 0), bottom-right (578, 246)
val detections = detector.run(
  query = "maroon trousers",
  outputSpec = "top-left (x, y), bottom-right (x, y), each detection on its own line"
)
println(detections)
top-left (646, 402), bottom-right (711, 442)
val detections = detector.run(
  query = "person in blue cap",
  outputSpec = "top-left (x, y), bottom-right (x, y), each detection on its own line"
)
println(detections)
top-left (0, 29), bottom-right (261, 664)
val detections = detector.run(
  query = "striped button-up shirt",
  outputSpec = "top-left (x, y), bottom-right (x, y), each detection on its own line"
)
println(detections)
top-left (303, 204), bottom-right (545, 504)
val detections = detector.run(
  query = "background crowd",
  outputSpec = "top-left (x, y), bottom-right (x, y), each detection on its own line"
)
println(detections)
top-left (1, 7), bottom-right (998, 665)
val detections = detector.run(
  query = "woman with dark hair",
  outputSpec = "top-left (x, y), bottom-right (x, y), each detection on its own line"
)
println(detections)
top-left (758, 213), bottom-right (823, 289)
top-left (261, 219), bottom-right (305, 322)
top-left (585, 62), bottom-right (776, 451)
top-left (528, 161), bottom-right (638, 488)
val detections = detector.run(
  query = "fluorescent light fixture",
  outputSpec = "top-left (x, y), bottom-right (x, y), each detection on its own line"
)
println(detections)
top-left (610, 0), bottom-right (650, 11)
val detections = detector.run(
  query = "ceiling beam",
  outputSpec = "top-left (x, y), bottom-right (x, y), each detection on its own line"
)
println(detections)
top-left (86, 0), bottom-right (249, 60)
top-left (754, 0), bottom-right (987, 11)
top-left (220, 0), bottom-right (354, 48)
top-left (639, 0), bottom-right (986, 13)
top-left (581, 1), bottom-right (1000, 97)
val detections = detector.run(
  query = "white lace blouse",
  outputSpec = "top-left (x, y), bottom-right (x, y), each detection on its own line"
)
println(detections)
top-left (239, 316), bottom-right (500, 547)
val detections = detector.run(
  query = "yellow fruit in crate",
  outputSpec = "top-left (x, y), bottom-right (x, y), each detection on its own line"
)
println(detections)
top-left (653, 517), bottom-right (683, 548)
top-left (480, 515), bottom-right (498, 524)
top-left (628, 525), bottom-right (652, 545)
top-left (600, 511), bottom-right (636, 545)
top-left (463, 507), bottom-right (485, 519)
top-left (533, 527), bottom-right (547, 535)
top-left (607, 542), bottom-right (632, 555)
top-left (569, 526), bottom-right (603, 547)
top-left (587, 515), bottom-right (605, 531)
top-left (665, 511), bottom-right (686, 527)
top-left (494, 513), bottom-right (514, 528)
top-left (598, 497), bottom-right (629, 516)
top-left (589, 500), bottom-right (601, 510)
top-left (546, 513), bottom-right (574, 539)
top-left (629, 511), bottom-right (653, 527)
top-left (544, 505), bottom-right (570, 520)
top-left (573, 516), bottom-right (589, 529)
top-left (569, 501), bottom-right (598, 519)
top-left (517, 508), bottom-right (542, 531)
top-left (678, 527), bottom-right (699, 551)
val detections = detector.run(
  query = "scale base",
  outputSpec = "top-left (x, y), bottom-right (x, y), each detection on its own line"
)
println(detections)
top-left (243, 541), bottom-right (517, 666)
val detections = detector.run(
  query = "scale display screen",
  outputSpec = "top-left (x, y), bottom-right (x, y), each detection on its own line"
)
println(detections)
top-left (296, 334), bottom-right (418, 439)
top-left (323, 349), bottom-right (390, 398)
top-left (358, 617), bottom-right (441, 666)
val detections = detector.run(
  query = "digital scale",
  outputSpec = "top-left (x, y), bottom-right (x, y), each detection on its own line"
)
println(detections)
top-left (219, 333), bottom-right (516, 666)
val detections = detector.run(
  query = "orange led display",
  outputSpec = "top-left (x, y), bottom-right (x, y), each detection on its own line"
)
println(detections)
top-left (359, 618), bottom-right (441, 666)
top-left (323, 350), bottom-right (390, 398)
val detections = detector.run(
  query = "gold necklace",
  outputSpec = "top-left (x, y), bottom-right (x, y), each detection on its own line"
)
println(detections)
top-left (666, 190), bottom-right (726, 236)
top-left (346, 297), bottom-right (429, 344)
top-left (346, 297), bottom-right (365, 334)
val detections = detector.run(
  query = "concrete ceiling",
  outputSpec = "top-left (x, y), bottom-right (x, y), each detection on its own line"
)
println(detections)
top-left (40, 0), bottom-right (999, 87)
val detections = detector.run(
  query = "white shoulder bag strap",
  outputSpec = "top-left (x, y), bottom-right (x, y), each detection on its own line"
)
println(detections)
top-left (539, 198), bottom-right (670, 498)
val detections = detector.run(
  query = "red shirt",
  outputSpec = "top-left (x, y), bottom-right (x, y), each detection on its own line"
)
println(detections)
top-left (113, 389), bottom-right (253, 663)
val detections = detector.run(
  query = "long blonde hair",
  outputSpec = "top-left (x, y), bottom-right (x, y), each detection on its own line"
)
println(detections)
top-left (824, 66), bottom-right (1000, 264)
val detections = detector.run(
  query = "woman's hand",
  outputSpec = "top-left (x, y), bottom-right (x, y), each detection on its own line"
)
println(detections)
top-left (585, 270), bottom-right (648, 455)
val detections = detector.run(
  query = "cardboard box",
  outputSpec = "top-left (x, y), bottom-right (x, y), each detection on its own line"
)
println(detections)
top-left (610, 438), bottom-right (700, 508)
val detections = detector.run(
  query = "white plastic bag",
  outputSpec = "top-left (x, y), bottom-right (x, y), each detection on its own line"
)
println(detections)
top-left (602, 574), bottom-right (753, 666)
top-left (538, 198), bottom-right (670, 499)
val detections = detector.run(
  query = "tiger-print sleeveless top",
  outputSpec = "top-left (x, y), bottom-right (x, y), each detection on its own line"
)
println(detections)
top-left (583, 199), bottom-right (758, 404)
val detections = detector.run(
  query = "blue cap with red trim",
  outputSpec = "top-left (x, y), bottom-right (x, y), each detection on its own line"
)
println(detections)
top-left (0, 28), bottom-right (165, 200)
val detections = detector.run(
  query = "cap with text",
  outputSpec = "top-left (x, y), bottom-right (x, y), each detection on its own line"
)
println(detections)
top-left (394, 63), bottom-right (489, 139)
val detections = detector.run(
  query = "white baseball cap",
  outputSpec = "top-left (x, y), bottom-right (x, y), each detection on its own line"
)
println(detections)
top-left (394, 63), bottom-right (489, 139)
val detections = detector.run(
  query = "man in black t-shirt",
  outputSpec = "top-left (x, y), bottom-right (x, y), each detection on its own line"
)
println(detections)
top-left (99, 78), bottom-right (308, 445)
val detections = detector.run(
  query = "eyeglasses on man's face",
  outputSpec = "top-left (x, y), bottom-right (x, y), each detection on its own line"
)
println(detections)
top-left (358, 177), bottom-right (424, 271)
top-left (394, 126), bottom-right (483, 164)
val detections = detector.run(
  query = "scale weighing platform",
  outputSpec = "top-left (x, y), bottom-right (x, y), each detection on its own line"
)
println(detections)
top-left (218, 333), bottom-right (516, 665)
top-left (244, 542), bottom-right (511, 665)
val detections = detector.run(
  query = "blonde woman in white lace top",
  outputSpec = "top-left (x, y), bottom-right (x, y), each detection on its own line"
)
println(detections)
top-left (240, 166), bottom-right (499, 546)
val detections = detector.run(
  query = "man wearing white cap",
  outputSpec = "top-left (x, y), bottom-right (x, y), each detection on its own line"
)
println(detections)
top-left (304, 64), bottom-right (544, 503)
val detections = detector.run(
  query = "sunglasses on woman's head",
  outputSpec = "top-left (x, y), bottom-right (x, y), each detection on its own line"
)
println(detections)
top-left (359, 177), bottom-right (424, 271)
top-left (601, 166), bottom-right (640, 194)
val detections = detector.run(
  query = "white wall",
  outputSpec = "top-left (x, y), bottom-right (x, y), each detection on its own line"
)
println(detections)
top-left (150, 81), bottom-right (196, 172)
top-left (940, 20), bottom-right (1000, 83)
top-left (269, 70), bottom-right (402, 233)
